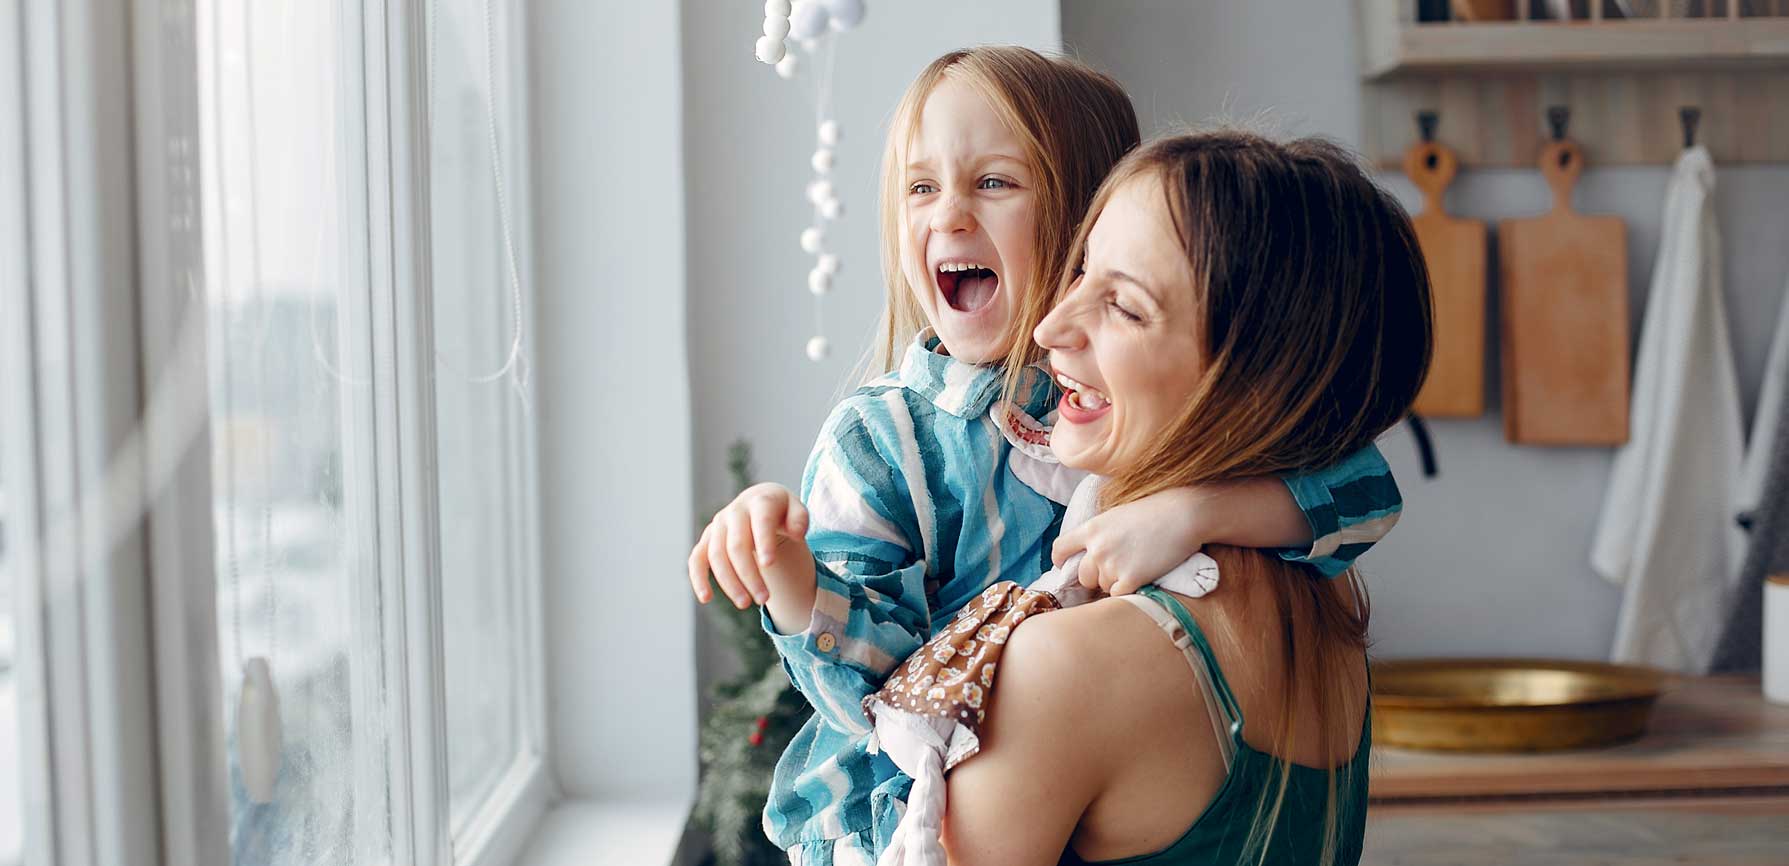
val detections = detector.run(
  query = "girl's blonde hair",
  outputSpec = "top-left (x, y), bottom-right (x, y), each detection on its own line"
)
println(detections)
top-left (872, 46), bottom-right (1140, 375)
top-left (1069, 130), bottom-right (1433, 865)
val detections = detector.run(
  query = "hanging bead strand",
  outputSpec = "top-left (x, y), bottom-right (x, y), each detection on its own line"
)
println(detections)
top-left (754, 0), bottom-right (868, 363)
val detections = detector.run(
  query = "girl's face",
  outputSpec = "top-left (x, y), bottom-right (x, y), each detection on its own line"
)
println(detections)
top-left (899, 77), bottom-right (1037, 364)
top-left (1034, 174), bottom-right (1204, 474)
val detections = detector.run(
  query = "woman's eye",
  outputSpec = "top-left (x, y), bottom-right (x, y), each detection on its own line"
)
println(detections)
top-left (1109, 300), bottom-right (1142, 323)
top-left (909, 182), bottom-right (938, 195)
top-left (978, 177), bottom-right (1011, 190)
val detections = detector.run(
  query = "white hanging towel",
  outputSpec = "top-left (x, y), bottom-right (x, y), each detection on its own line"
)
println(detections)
top-left (1736, 273), bottom-right (1789, 524)
top-left (1590, 145), bottom-right (1746, 674)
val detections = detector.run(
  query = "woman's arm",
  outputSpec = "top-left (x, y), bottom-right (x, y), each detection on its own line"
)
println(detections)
top-left (940, 614), bottom-right (1104, 866)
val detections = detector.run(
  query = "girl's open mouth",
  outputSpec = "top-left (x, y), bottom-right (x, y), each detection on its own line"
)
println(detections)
top-left (937, 261), bottom-right (1000, 314)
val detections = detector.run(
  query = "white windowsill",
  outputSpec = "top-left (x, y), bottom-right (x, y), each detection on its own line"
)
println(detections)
top-left (514, 799), bottom-right (695, 866)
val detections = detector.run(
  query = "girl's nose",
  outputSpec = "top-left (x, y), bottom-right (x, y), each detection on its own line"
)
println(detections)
top-left (929, 192), bottom-right (975, 234)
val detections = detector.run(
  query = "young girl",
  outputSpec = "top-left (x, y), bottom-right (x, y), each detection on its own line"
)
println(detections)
top-left (687, 47), bottom-right (1403, 866)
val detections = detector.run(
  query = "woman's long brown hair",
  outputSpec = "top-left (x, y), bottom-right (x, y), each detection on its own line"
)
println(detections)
top-left (1068, 130), bottom-right (1433, 865)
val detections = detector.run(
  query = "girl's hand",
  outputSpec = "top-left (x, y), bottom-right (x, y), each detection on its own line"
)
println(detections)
top-left (1053, 487), bottom-right (1207, 596)
top-left (688, 482), bottom-right (814, 612)
top-left (1052, 478), bottom-right (1311, 596)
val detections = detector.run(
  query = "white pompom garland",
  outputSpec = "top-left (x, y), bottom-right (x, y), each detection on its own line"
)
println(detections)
top-left (789, 1), bottom-right (830, 40)
top-left (824, 0), bottom-right (866, 31)
top-left (755, 35), bottom-right (785, 64)
top-left (800, 226), bottom-right (826, 255)
top-left (752, 2), bottom-right (869, 362)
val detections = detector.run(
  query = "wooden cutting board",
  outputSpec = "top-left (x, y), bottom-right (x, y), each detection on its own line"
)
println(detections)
top-left (1498, 139), bottom-right (1630, 446)
top-left (1405, 138), bottom-right (1486, 418)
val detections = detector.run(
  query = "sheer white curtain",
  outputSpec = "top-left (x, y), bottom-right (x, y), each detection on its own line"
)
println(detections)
top-left (199, 0), bottom-right (540, 862)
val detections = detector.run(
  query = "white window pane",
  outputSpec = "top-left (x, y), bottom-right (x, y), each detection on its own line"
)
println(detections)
top-left (0, 454), bottom-right (21, 866)
top-left (427, 0), bottom-right (531, 838)
top-left (199, 1), bottom-right (392, 863)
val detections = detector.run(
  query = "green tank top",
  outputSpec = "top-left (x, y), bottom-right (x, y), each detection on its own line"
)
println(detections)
top-left (1060, 585), bottom-right (1371, 866)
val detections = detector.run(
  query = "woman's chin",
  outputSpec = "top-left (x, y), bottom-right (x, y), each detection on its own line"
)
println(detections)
top-left (1049, 435), bottom-right (1113, 475)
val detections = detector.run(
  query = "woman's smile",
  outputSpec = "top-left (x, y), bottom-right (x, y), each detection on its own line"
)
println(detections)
top-left (1054, 369), bottom-right (1112, 424)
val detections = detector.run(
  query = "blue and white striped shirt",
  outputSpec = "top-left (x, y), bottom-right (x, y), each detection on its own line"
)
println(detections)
top-left (761, 332), bottom-right (1401, 861)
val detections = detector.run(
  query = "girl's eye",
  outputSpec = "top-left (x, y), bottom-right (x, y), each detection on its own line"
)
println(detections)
top-left (909, 182), bottom-right (938, 195)
top-left (978, 177), bottom-right (1012, 190)
top-left (1109, 300), bottom-right (1142, 323)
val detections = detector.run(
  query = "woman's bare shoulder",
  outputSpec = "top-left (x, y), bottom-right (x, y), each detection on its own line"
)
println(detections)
top-left (993, 599), bottom-right (1185, 720)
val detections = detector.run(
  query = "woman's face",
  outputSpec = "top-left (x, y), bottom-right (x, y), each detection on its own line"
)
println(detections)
top-left (1034, 174), bottom-right (1204, 475)
top-left (899, 77), bottom-right (1037, 364)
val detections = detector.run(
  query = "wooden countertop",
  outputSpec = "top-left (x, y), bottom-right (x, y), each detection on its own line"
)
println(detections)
top-left (1364, 804), bottom-right (1789, 866)
top-left (1370, 674), bottom-right (1789, 806)
top-left (1362, 675), bottom-right (1789, 865)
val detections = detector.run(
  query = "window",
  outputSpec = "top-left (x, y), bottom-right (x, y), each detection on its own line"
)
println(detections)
top-left (425, 0), bottom-right (544, 846)
top-left (0, 1), bottom-right (546, 864)
top-left (198, 0), bottom-right (544, 863)
top-left (1, 452), bottom-right (19, 866)
top-left (199, 0), bottom-right (397, 861)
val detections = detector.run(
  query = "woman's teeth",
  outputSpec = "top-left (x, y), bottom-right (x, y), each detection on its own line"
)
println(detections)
top-left (939, 261), bottom-right (988, 272)
top-left (1055, 373), bottom-right (1110, 410)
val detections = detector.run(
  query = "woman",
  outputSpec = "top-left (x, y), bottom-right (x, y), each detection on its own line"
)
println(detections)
top-left (939, 130), bottom-right (1433, 866)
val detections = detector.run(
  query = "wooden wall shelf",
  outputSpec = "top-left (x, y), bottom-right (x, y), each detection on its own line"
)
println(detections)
top-left (1358, 0), bottom-right (1789, 166)
top-left (1364, 19), bottom-right (1789, 79)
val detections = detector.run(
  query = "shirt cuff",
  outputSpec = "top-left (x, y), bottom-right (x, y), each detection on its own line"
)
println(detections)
top-left (1274, 471), bottom-right (1338, 563)
top-left (761, 560), bottom-right (849, 659)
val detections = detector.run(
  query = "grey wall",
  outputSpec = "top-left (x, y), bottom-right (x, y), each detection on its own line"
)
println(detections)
top-left (532, 0), bottom-right (695, 800)
top-left (1062, 0), bottom-right (1789, 660)
top-left (682, 2), bottom-right (1062, 688)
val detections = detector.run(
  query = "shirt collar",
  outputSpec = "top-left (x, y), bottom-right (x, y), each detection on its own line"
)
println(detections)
top-left (896, 329), bottom-right (1056, 419)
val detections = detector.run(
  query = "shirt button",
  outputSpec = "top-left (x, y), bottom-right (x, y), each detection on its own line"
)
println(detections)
top-left (816, 632), bottom-right (837, 653)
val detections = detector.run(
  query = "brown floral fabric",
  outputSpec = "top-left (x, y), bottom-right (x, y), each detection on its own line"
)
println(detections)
top-left (862, 580), bottom-right (1059, 745)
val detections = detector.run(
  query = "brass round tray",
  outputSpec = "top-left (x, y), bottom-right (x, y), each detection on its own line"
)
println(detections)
top-left (1371, 658), bottom-right (1670, 752)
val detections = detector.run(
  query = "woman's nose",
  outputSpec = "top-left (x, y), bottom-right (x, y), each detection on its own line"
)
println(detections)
top-left (929, 192), bottom-right (975, 234)
top-left (1034, 297), bottom-right (1084, 351)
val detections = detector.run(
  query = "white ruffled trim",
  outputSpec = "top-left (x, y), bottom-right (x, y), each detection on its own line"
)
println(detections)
top-left (991, 400), bottom-right (1086, 505)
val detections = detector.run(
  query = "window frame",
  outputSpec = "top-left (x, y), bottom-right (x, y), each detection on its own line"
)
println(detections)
top-left (2, 1), bottom-right (186, 864)
top-left (0, 0), bottom-right (551, 864)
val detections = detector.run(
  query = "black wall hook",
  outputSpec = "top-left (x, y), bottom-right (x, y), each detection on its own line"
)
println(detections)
top-left (1681, 106), bottom-right (1701, 149)
top-left (1407, 415), bottom-right (1439, 479)
top-left (1546, 106), bottom-right (1571, 142)
top-left (1417, 110), bottom-right (1439, 144)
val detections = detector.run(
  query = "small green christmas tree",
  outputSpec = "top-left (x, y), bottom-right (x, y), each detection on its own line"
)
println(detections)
top-left (693, 441), bottom-right (813, 866)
